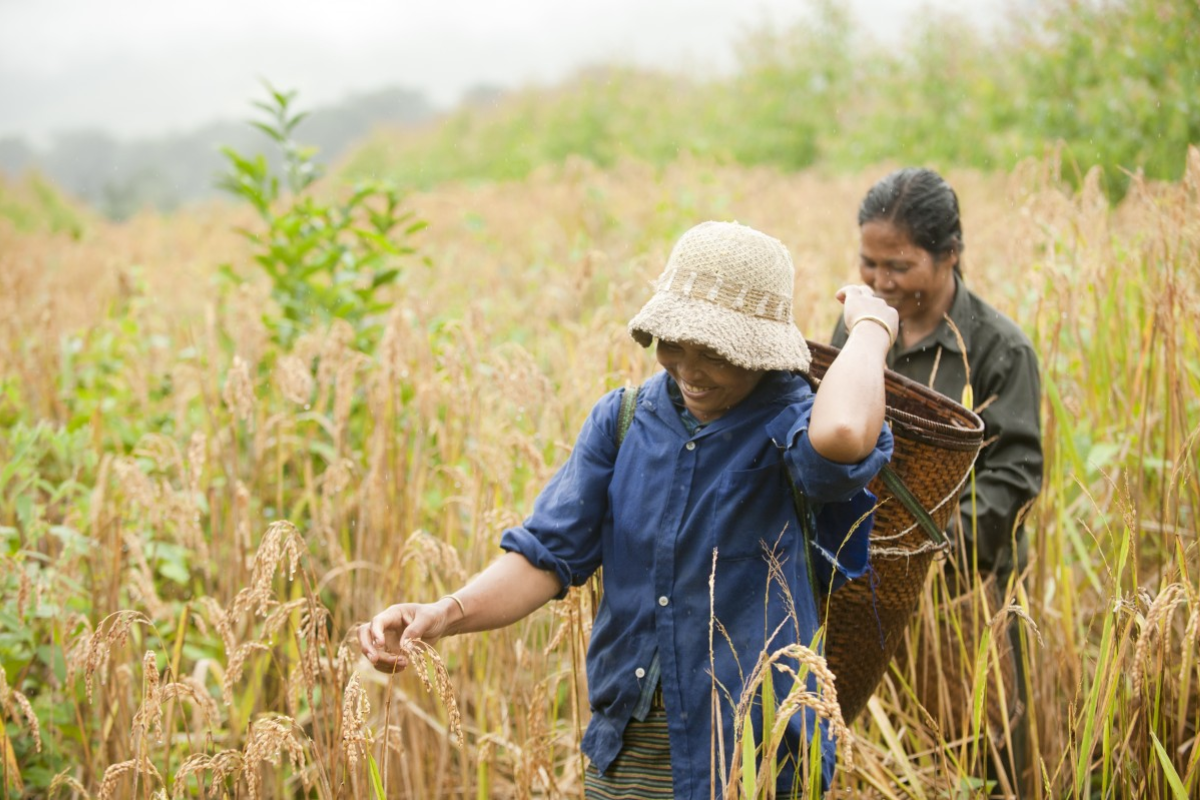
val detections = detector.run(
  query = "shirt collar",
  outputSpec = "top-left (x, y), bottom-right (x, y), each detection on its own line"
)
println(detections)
top-left (655, 371), bottom-right (801, 437)
top-left (666, 379), bottom-right (708, 436)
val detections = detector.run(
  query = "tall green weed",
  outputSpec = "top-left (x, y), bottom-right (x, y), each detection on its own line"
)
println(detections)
top-left (219, 86), bottom-right (428, 351)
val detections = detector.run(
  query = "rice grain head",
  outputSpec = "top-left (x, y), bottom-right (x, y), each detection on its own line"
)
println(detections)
top-left (47, 770), bottom-right (90, 799)
top-left (222, 642), bottom-right (270, 707)
top-left (132, 650), bottom-right (163, 744)
top-left (158, 677), bottom-right (221, 731)
top-left (97, 758), bottom-right (162, 800)
top-left (185, 430), bottom-right (206, 494)
top-left (16, 567), bottom-right (31, 619)
top-left (399, 638), bottom-right (463, 746)
top-left (275, 354), bottom-right (315, 405)
top-left (171, 750), bottom-right (245, 800)
top-left (242, 716), bottom-right (307, 800)
top-left (341, 672), bottom-right (371, 766)
top-left (113, 457), bottom-right (159, 511)
top-left (1132, 583), bottom-right (1189, 699)
top-left (222, 355), bottom-right (255, 422)
top-left (81, 611), bottom-right (148, 703)
top-left (0, 670), bottom-right (42, 754)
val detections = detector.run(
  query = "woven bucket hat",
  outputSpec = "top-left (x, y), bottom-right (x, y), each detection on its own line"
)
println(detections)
top-left (628, 221), bottom-right (812, 372)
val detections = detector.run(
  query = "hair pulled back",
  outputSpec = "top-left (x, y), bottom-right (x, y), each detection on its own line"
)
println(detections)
top-left (858, 168), bottom-right (963, 275)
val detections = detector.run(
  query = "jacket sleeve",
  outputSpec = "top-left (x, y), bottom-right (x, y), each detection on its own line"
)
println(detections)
top-left (499, 390), bottom-right (622, 597)
top-left (958, 341), bottom-right (1043, 575)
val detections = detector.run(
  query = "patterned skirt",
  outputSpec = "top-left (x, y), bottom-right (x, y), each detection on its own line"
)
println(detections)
top-left (584, 705), bottom-right (674, 799)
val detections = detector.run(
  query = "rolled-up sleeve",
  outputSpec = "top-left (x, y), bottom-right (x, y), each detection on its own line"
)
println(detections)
top-left (766, 402), bottom-right (894, 591)
top-left (766, 399), bottom-right (893, 503)
top-left (499, 390), bottom-right (622, 598)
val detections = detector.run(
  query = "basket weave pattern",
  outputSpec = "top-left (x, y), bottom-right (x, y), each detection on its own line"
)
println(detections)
top-left (805, 341), bottom-right (985, 723)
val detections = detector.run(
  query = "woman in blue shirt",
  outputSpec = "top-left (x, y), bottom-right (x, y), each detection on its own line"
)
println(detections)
top-left (360, 221), bottom-right (897, 798)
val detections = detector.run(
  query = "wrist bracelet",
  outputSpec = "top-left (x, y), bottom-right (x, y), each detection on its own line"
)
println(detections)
top-left (851, 314), bottom-right (896, 348)
top-left (441, 593), bottom-right (466, 619)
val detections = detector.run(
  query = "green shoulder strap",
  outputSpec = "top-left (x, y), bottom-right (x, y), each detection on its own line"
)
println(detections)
top-left (617, 385), bottom-right (639, 446)
top-left (592, 385), bottom-right (640, 618)
top-left (791, 479), bottom-right (824, 606)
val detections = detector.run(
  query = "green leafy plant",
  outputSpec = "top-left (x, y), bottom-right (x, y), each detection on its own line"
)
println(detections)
top-left (218, 85), bottom-right (428, 351)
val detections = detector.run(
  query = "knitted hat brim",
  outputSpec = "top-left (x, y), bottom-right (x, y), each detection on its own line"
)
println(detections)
top-left (629, 291), bottom-right (812, 373)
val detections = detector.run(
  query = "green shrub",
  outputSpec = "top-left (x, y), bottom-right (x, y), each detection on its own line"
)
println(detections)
top-left (219, 86), bottom-right (428, 351)
top-left (337, 0), bottom-right (1198, 199)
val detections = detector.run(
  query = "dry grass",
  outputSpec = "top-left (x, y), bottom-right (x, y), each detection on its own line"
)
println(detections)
top-left (0, 150), bottom-right (1197, 797)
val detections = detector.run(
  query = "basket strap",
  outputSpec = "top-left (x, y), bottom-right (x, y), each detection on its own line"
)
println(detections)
top-left (592, 385), bottom-right (641, 622)
top-left (877, 464), bottom-right (948, 547)
top-left (790, 482), bottom-right (823, 610)
top-left (617, 385), bottom-right (639, 446)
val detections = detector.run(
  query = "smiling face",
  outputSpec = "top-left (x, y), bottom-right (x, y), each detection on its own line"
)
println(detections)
top-left (655, 340), bottom-right (766, 423)
top-left (858, 220), bottom-right (958, 332)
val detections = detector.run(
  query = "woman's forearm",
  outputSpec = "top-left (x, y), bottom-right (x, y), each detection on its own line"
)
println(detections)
top-left (443, 551), bottom-right (564, 635)
top-left (809, 316), bottom-right (890, 463)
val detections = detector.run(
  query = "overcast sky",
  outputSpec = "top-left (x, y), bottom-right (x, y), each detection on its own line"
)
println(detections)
top-left (0, 0), bottom-right (1003, 144)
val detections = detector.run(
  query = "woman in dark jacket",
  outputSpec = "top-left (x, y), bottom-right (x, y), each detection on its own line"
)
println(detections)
top-left (832, 167), bottom-right (1043, 796)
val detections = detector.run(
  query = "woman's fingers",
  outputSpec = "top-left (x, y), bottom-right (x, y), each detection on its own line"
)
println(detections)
top-left (370, 605), bottom-right (408, 647)
top-left (836, 284), bottom-right (875, 304)
top-left (359, 602), bottom-right (452, 674)
top-left (369, 650), bottom-right (409, 673)
top-left (358, 605), bottom-right (416, 673)
top-left (357, 619), bottom-right (375, 658)
top-left (841, 287), bottom-right (897, 320)
top-left (358, 620), bottom-right (407, 672)
top-left (837, 285), bottom-right (898, 347)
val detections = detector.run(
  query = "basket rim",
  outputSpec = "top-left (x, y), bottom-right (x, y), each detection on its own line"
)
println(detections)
top-left (805, 340), bottom-right (985, 444)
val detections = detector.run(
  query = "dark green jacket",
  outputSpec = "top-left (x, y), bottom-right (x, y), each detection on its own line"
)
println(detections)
top-left (831, 274), bottom-right (1043, 577)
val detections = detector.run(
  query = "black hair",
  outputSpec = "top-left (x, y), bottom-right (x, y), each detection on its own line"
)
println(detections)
top-left (858, 168), bottom-right (964, 275)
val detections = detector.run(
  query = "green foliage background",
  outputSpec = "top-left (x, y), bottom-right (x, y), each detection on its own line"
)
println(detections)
top-left (342, 0), bottom-right (1199, 198)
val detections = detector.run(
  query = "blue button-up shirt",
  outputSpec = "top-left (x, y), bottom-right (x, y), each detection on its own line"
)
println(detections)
top-left (500, 370), bottom-right (893, 798)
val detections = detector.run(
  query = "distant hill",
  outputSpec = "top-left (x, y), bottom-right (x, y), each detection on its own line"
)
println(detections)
top-left (0, 85), bottom-right (435, 219)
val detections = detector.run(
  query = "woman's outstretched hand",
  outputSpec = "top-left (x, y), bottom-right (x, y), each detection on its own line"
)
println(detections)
top-left (357, 552), bottom-right (565, 674)
top-left (358, 597), bottom-right (462, 674)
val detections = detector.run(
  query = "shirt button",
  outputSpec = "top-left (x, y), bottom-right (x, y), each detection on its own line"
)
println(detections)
top-left (635, 667), bottom-right (646, 679)
top-left (685, 441), bottom-right (696, 451)
top-left (658, 596), bottom-right (669, 606)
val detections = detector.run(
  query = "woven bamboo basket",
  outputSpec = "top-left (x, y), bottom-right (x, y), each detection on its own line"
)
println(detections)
top-left (804, 341), bottom-right (985, 723)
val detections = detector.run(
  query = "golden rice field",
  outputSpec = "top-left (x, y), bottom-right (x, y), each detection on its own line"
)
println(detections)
top-left (1, 150), bottom-right (1198, 798)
